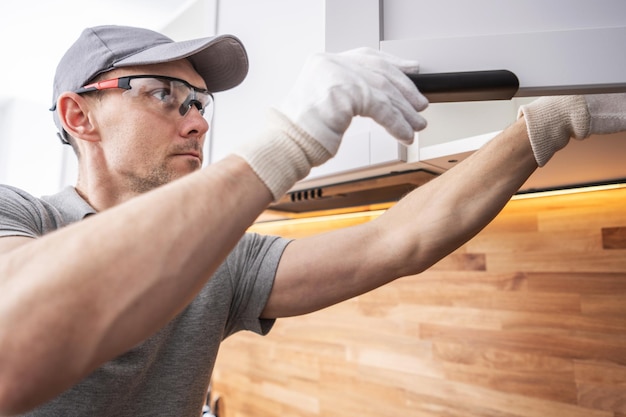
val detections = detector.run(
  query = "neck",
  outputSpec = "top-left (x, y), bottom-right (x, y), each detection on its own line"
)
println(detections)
top-left (74, 163), bottom-right (143, 212)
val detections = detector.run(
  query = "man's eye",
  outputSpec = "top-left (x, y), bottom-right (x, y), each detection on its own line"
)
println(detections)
top-left (151, 89), bottom-right (174, 103)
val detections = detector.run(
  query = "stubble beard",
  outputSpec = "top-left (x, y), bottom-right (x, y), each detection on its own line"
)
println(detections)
top-left (126, 157), bottom-right (201, 194)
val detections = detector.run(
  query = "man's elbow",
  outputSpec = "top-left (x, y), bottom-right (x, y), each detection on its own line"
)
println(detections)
top-left (0, 365), bottom-right (47, 416)
top-left (0, 381), bottom-right (27, 416)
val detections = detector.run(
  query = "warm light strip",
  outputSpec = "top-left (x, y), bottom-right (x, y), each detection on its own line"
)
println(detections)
top-left (255, 183), bottom-right (626, 227)
top-left (253, 209), bottom-right (388, 228)
top-left (511, 182), bottom-right (626, 200)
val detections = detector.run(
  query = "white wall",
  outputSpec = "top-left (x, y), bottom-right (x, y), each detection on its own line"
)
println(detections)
top-left (0, 96), bottom-right (69, 197)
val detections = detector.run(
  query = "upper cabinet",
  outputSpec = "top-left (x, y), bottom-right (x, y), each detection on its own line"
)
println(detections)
top-left (306, 0), bottom-right (626, 192)
top-left (208, 0), bottom-right (625, 193)
top-left (209, 0), bottom-right (406, 185)
top-left (380, 0), bottom-right (626, 152)
top-left (208, 0), bottom-right (325, 166)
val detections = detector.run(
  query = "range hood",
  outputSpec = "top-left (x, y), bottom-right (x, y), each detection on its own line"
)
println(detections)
top-left (268, 68), bottom-right (626, 214)
top-left (269, 169), bottom-right (437, 213)
top-left (268, 71), bottom-right (513, 214)
top-left (265, 1), bottom-right (626, 214)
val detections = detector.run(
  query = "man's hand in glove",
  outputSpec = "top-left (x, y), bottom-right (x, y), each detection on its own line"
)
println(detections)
top-left (518, 93), bottom-right (626, 166)
top-left (236, 48), bottom-right (429, 200)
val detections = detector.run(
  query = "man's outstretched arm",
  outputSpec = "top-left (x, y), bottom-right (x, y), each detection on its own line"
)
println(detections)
top-left (263, 93), bottom-right (626, 318)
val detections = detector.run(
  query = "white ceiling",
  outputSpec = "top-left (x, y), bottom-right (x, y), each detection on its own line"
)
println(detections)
top-left (0, 0), bottom-right (195, 103)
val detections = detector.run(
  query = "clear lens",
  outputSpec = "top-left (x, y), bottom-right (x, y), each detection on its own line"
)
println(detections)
top-left (122, 77), bottom-right (214, 119)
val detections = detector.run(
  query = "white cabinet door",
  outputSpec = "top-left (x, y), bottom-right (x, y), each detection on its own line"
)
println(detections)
top-left (323, 0), bottom-right (626, 187)
top-left (383, 0), bottom-right (626, 99)
top-left (210, 0), bottom-right (408, 185)
top-left (318, 0), bottom-right (409, 186)
top-left (208, 0), bottom-right (324, 165)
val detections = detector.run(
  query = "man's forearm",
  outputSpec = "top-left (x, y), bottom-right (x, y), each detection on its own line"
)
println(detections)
top-left (376, 118), bottom-right (538, 277)
top-left (262, 119), bottom-right (537, 319)
top-left (0, 155), bottom-right (272, 414)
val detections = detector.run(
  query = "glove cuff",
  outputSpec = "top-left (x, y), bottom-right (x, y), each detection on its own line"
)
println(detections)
top-left (518, 96), bottom-right (590, 166)
top-left (234, 109), bottom-right (332, 201)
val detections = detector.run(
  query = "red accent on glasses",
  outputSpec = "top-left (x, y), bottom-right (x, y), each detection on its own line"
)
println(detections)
top-left (78, 79), bottom-right (122, 93)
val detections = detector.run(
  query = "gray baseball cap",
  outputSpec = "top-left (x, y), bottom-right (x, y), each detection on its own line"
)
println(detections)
top-left (51, 25), bottom-right (248, 140)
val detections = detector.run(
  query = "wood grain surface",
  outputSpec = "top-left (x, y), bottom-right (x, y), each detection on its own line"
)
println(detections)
top-left (212, 187), bottom-right (626, 417)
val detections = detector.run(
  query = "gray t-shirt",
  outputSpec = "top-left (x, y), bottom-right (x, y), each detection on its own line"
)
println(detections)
top-left (0, 185), bottom-right (290, 416)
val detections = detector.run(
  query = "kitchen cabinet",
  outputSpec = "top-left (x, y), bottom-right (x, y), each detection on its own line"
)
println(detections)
top-left (309, 0), bottom-right (626, 193)
top-left (209, 0), bottom-right (404, 183)
top-left (207, 0), bottom-right (325, 165)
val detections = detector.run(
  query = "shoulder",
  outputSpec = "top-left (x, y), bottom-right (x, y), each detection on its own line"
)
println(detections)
top-left (229, 232), bottom-right (291, 266)
top-left (0, 185), bottom-right (67, 238)
top-left (0, 184), bottom-right (40, 202)
top-left (215, 232), bottom-right (291, 286)
top-left (0, 184), bottom-right (54, 216)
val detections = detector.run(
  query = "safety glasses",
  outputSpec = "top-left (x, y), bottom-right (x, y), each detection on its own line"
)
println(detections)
top-left (74, 75), bottom-right (214, 118)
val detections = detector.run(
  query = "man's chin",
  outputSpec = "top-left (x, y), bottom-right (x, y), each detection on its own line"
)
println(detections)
top-left (172, 155), bottom-right (203, 173)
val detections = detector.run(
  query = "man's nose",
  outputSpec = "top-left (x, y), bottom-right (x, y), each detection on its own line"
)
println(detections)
top-left (182, 103), bottom-right (210, 137)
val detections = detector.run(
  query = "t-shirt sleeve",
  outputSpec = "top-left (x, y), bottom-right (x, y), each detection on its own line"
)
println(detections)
top-left (0, 185), bottom-right (59, 238)
top-left (221, 232), bottom-right (291, 338)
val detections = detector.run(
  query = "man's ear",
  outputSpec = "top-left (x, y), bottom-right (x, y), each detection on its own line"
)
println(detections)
top-left (56, 92), bottom-right (100, 142)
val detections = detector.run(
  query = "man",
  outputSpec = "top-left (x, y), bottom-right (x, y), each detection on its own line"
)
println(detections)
top-left (0, 25), bottom-right (624, 416)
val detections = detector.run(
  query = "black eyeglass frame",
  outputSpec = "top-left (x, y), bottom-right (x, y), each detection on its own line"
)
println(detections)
top-left (73, 74), bottom-right (214, 117)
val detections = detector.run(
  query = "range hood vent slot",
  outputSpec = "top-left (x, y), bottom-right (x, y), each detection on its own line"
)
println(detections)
top-left (269, 169), bottom-right (438, 213)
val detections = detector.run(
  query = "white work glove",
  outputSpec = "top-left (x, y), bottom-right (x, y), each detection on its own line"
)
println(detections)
top-left (235, 47), bottom-right (429, 200)
top-left (518, 93), bottom-right (626, 166)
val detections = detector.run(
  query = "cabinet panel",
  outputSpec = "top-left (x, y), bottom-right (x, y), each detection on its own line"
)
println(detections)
top-left (317, 0), bottom-right (407, 184)
top-left (308, 118), bottom-right (372, 178)
top-left (383, 0), bottom-right (626, 41)
top-left (381, 27), bottom-right (626, 97)
top-left (210, 0), bottom-right (324, 164)
top-left (322, 0), bottom-right (626, 188)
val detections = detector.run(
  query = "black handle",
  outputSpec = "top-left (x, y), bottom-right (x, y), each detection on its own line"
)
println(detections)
top-left (408, 69), bottom-right (519, 103)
